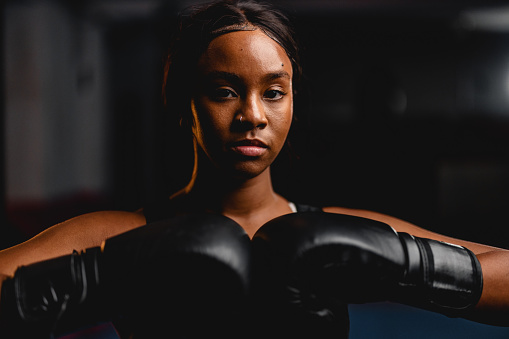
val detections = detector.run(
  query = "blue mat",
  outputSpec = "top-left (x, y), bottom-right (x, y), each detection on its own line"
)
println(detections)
top-left (349, 302), bottom-right (509, 338)
top-left (57, 304), bottom-right (509, 338)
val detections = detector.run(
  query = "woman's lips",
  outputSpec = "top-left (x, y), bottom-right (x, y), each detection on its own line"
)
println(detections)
top-left (230, 139), bottom-right (268, 157)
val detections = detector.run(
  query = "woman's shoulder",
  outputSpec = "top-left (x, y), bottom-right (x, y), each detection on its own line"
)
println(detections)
top-left (0, 210), bottom-right (147, 276)
top-left (41, 210), bottom-right (147, 246)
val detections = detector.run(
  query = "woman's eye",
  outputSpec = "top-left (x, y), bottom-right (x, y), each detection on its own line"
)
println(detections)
top-left (265, 89), bottom-right (286, 100)
top-left (212, 88), bottom-right (237, 100)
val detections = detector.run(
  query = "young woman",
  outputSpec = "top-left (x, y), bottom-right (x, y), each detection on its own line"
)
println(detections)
top-left (0, 0), bottom-right (508, 336)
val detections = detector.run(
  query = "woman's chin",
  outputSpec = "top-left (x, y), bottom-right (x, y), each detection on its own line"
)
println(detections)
top-left (225, 162), bottom-right (270, 181)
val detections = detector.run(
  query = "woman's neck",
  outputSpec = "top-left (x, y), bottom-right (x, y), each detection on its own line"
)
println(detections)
top-left (183, 164), bottom-right (291, 237)
top-left (171, 147), bottom-right (293, 236)
top-left (191, 165), bottom-right (278, 214)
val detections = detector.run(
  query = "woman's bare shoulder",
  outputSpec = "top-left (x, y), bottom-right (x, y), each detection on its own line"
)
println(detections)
top-left (0, 210), bottom-right (147, 276)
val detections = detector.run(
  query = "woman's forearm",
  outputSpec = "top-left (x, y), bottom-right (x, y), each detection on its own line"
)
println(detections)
top-left (467, 250), bottom-right (509, 326)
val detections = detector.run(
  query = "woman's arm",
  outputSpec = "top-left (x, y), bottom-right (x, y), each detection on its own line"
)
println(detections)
top-left (466, 250), bottom-right (509, 325)
top-left (0, 210), bottom-right (147, 326)
top-left (0, 211), bottom-right (147, 277)
top-left (324, 206), bottom-right (509, 326)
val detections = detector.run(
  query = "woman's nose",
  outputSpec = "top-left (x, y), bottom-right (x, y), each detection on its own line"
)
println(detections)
top-left (238, 95), bottom-right (268, 129)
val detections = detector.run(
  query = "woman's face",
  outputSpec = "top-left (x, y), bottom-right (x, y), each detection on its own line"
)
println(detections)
top-left (191, 29), bottom-right (293, 179)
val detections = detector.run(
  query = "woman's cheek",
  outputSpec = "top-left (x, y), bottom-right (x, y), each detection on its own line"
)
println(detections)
top-left (276, 103), bottom-right (293, 138)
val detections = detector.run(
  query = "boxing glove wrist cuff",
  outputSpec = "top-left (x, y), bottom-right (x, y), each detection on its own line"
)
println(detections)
top-left (399, 233), bottom-right (483, 316)
top-left (0, 276), bottom-right (39, 336)
top-left (0, 247), bottom-right (103, 335)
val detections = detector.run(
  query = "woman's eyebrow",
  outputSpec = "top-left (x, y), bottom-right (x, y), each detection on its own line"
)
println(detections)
top-left (204, 71), bottom-right (241, 83)
top-left (203, 70), bottom-right (291, 82)
top-left (263, 71), bottom-right (291, 82)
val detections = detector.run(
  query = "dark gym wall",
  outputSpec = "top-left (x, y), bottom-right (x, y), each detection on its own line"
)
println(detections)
top-left (2, 0), bottom-right (509, 251)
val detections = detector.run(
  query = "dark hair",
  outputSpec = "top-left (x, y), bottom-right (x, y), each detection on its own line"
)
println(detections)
top-left (162, 0), bottom-right (301, 129)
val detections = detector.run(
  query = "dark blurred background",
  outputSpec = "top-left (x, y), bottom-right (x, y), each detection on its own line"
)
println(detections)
top-left (1, 0), bottom-right (509, 336)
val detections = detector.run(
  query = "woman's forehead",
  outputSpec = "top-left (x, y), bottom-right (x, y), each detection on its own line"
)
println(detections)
top-left (197, 29), bottom-right (293, 79)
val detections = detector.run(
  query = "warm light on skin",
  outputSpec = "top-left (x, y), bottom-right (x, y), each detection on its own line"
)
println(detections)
top-left (191, 29), bottom-right (294, 179)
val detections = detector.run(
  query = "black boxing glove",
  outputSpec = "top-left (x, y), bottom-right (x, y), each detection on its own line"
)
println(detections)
top-left (252, 212), bottom-right (483, 323)
top-left (0, 213), bottom-right (251, 338)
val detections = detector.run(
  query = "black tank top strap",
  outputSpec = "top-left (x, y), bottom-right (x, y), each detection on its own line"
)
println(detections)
top-left (293, 203), bottom-right (323, 213)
